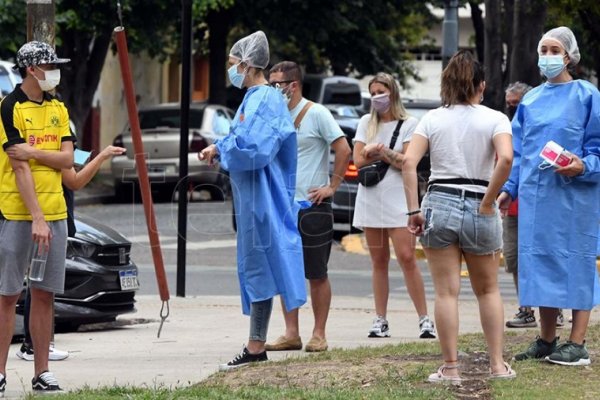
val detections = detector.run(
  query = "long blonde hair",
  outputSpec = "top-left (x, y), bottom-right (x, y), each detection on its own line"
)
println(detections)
top-left (366, 73), bottom-right (408, 143)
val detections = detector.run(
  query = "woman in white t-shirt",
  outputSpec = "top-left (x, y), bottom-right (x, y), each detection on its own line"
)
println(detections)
top-left (352, 73), bottom-right (434, 340)
top-left (402, 51), bottom-right (514, 383)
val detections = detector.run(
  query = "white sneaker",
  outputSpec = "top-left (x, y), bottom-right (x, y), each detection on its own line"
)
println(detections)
top-left (16, 343), bottom-right (69, 361)
top-left (368, 315), bottom-right (391, 338)
top-left (419, 316), bottom-right (436, 339)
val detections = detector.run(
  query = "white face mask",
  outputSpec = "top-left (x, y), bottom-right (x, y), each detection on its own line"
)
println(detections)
top-left (35, 67), bottom-right (61, 91)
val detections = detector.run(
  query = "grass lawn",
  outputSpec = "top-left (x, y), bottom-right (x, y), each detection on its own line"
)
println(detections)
top-left (49, 323), bottom-right (600, 399)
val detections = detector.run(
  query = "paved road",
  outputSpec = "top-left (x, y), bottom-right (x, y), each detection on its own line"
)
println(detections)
top-left (76, 201), bottom-right (518, 303)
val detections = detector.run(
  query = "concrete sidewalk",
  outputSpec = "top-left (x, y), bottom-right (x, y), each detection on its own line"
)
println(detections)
top-left (4, 294), bottom-right (599, 398)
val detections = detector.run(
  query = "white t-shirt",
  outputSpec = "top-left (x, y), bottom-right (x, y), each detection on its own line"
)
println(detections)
top-left (352, 114), bottom-right (418, 229)
top-left (414, 104), bottom-right (512, 193)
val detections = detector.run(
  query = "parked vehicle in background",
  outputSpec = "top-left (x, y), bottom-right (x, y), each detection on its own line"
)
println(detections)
top-left (303, 74), bottom-right (362, 107)
top-left (324, 104), bottom-right (361, 119)
top-left (330, 99), bottom-right (441, 231)
top-left (14, 215), bottom-right (139, 336)
top-left (111, 102), bottom-right (235, 202)
top-left (0, 60), bottom-right (21, 97)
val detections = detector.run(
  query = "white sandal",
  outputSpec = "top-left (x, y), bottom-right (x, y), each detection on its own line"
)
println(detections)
top-left (490, 361), bottom-right (517, 380)
top-left (428, 364), bottom-right (462, 385)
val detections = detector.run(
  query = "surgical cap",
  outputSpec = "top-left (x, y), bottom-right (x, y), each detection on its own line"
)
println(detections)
top-left (537, 26), bottom-right (580, 65)
top-left (229, 31), bottom-right (269, 69)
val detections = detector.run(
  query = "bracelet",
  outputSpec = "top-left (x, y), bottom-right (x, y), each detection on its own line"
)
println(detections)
top-left (406, 209), bottom-right (421, 216)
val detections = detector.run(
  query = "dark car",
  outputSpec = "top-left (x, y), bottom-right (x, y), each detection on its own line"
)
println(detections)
top-left (14, 215), bottom-right (139, 335)
top-left (330, 100), bottom-right (441, 231)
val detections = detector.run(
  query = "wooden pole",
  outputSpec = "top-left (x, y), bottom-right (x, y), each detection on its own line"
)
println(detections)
top-left (26, 0), bottom-right (55, 43)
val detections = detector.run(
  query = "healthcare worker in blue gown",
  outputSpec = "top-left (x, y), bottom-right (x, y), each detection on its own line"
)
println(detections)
top-left (199, 31), bottom-right (306, 371)
top-left (498, 26), bottom-right (600, 366)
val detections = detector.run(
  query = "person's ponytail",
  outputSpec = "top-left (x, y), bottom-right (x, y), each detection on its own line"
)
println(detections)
top-left (440, 50), bottom-right (484, 106)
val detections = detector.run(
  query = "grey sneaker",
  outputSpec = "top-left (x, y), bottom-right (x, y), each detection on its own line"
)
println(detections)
top-left (506, 307), bottom-right (537, 328)
top-left (514, 336), bottom-right (558, 361)
top-left (368, 315), bottom-right (390, 338)
top-left (545, 341), bottom-right (591, 366)
top-left (556, 310), bottom-right (565, 328)
top-left (419, 316), bottom-right (436, 339)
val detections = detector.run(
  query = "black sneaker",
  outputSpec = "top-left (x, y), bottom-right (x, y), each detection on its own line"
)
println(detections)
top-left (514, 336), bottom-right (558, 361)
top-left (1, 372), bottom-right (6, 397)
top-left (32, 371), bottom-right (62, 393)
top-left (219, 347), bottom-right (268, 372)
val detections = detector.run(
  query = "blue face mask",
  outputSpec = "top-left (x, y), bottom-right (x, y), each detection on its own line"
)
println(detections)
top-left (538, 55), bottom-right (566, 79)
top-left (228, 63), bottom-right (246, 89)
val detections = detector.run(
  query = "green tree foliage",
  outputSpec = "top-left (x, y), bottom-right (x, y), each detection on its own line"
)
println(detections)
top-left (232, 0), bottom-right (435, 84)
top-left (0, 0), bottom-right (184, 134)
top-left (547, 0), bottom-right (600, 84)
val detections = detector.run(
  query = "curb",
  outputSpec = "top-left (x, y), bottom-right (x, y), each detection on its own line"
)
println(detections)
top-left (341, 233), bottom-right (427, 260)
top-left (341, 233), bottom-right (600, 273)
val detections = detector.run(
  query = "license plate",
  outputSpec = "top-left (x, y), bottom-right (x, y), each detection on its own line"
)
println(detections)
top-left (119, 269), bottom-right (139, 290)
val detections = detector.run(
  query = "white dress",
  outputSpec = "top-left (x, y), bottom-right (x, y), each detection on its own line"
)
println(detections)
top-left (352, 115), bottom-right (418, 229)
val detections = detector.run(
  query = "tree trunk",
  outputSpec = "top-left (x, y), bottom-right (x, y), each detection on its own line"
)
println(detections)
top-left (26, 0), bottom-right (55, 44)
top-left (483, 0), bottom-right (504, 111)
top-left (502, 0), bottom-right (515, 89)
top-left (207, 9), bottom-right (231, 106)
top-left (509, 0), bottom-right (547, 87)
top-left (58, 30), bottom-right (112, 139)
top-left (469, 1), bottom-right (485, 63)
top-left (578, 9), bottom-right (600, 88)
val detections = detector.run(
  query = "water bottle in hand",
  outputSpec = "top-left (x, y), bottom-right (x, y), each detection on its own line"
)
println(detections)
top-left (29, 242), bottom-right (49, 282)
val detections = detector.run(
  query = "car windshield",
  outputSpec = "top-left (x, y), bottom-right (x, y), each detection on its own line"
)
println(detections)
top-left (139, 109), bottom-right (204, 130)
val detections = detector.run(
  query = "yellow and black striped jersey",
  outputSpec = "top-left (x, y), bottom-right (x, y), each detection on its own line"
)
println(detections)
top-left (0, 85), bottom-right (74, 221)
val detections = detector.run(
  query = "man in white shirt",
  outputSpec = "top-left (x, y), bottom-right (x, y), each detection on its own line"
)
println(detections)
top-left (265, 61), bottom-right (351, 352)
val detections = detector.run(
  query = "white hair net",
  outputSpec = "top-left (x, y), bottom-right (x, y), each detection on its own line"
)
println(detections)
top-left (229, 31), bottom-right (269, 69)
top-left (537, 26), bottom-right (580, 65)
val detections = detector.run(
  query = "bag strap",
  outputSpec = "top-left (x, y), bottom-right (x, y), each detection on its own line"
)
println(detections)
top-left (388, 119), bottom-right (405, 150)
top-left (428, 178), bottom-right (489, 188)
top-left (294, 101), bottom-right (314, 130)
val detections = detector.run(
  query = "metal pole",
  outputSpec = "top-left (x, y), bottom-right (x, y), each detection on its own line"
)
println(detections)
top-left (177, 0), bottom-right (192, 298)
top-left (442, 0), bottom-right (459, 69)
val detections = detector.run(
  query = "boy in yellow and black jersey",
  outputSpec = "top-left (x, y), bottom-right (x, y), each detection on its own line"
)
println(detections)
top-left (0, 41), bottom-right (73, 395)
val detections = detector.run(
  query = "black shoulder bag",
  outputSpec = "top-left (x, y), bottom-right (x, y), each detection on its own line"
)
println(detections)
top-left (358, 119), bottom-right (404, 187)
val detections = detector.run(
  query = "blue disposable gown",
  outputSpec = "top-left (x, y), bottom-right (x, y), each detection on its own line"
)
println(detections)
top-left (503, 80), bottom-right (600, 310)
top-left (215, 85), bottom-right (306, 315)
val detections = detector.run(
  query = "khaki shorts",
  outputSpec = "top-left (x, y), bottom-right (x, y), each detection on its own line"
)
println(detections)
top-left (0, 219), bottom-right (67, 295)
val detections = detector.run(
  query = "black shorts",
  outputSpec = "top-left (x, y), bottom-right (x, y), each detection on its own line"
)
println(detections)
top-left (298, 200), bottom-right (334, 280)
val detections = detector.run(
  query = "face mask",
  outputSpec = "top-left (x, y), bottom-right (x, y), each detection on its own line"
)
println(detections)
top-left (276, 84), bottom-right (292, 105)
top-left (371, 93), bottom-right (390, 114)
top-left (538, 55), bottom-right (566, 79)
top-left (35, 67), bottom-right (60, 91)
top-left (227, 63), bottom-right (246, 89)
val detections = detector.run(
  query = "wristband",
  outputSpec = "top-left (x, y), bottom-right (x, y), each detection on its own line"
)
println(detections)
top-left (406, 209), bottom-right (421, 216)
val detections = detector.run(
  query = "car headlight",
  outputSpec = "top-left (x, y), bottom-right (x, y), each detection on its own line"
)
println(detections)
top-left (67, 238), bottom-right (97, 258)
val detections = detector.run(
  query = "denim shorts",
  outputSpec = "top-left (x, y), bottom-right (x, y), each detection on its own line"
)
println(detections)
top-left (419, 190), bottom-right (502, 255)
